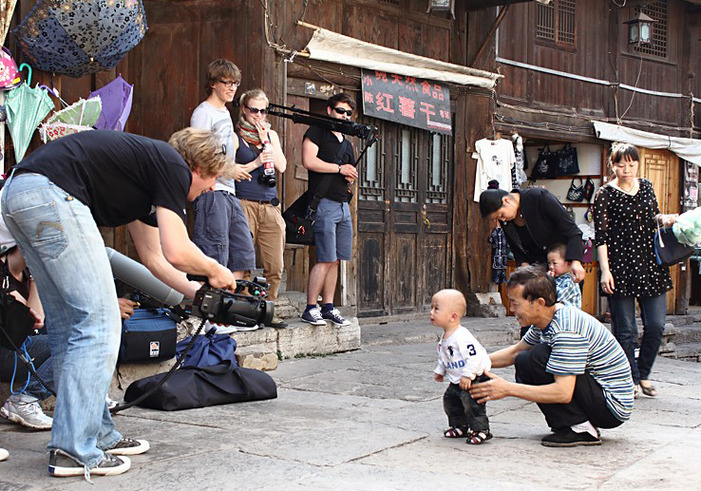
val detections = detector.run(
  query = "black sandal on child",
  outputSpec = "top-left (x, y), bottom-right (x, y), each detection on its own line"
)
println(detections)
top-left (467, 430), bottom-right (493, 445)
top-left (443, 427), bottom-right (468, 438)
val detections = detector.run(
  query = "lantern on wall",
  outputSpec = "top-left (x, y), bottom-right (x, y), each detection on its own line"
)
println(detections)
top-left (427, 0), bottom-right (454, 17)
top-left (624, 11), bottom-right (656, 46)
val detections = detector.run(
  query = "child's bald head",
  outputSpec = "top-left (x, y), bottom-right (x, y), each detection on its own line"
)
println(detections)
top-left (430, 289), bottom-right (467, 329)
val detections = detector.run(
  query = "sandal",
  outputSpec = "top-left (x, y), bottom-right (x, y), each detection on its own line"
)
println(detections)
top-left (443, 426), bottom-right (468, 438)
top-left (467, 430), bottom-right (493, 445)
top-left (639, 381), bottom-right (657, 397)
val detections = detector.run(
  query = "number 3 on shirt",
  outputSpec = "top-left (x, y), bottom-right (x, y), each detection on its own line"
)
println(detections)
top-left (465, 344), bottom-right (476, 356)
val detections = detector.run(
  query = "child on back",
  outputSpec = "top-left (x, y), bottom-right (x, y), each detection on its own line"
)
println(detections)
top-left (547, 243), bottom-right (582, 309)
top-left (432, 289), bottom-right (493, 445)
top-left (519, 246), bottom-right (583, 339)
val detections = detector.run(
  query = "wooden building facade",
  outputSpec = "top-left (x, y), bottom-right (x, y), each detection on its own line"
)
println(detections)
top-left (484, 0), bottom-right (701, 315)
top-left (3, 0), bottom-right (701, 319)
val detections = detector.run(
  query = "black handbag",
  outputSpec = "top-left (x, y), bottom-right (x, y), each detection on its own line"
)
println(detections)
top-left (531, 145), bottom-right (557, 179)
top-left (566, 177), bottom-right (584, 202)
top-left (283, 190), bottom-right (316, 246)
top-left (582, 177), bottom-right (596, 202)
top-left (123, 361), bottom-right (277, 411)
top-left (283, 140), bottom-right (351, 246)
top-left (556, 143), bottom-right (580, 176)
top-left (654, 224), bottom-right (694, 266)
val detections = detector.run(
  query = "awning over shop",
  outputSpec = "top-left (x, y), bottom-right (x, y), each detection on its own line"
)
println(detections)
top-left (299, 22), bottom-right (501, 90)
top-left (593, 121), bottom-right (701, 167)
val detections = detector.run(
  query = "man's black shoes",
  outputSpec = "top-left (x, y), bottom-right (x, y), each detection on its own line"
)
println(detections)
top-left (541, 428), bottom-right (602, 447)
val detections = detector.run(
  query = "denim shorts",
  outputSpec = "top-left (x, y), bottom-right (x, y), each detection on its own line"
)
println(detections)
top-left (192, 190), bottom-right (256, 271)
top-left (313, 198), bottom-right (352, 262)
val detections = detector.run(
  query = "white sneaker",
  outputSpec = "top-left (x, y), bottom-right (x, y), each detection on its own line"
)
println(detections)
top-left (0, 448), bottom-right (8, 462)
top-left (0, 394), bottom-right (53, 430)
top-left (235, 324), bottom-right (259, 332)
top-left (204, 320), bottom-right (237, 335)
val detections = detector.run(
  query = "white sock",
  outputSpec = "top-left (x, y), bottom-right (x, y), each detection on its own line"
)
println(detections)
top-left (571, 420), bottom-right (599, 438)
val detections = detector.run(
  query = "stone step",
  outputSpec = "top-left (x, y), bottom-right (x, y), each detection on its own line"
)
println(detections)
top-left (661, 342), bottom-right (701, 362)
top-left (666, 324), bottom-right (701, 344)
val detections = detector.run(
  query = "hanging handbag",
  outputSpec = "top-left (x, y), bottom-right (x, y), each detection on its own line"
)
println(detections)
top-left (654, 222), bottom-right (695, 266)
top-left (582, 238), bottom-right (594, 263)
top-left (565, 204), bottom-right (576, 221)
top-left (566, 177), bottom-right (584, 202)
top-left (123, 361), bottom-right (277, 411)
top-left (556, 143), bottom-right (580, 176)
top-left (582, 177), bottom-right (596, 202)
top-left (530, 145), bottom-right (557, 179)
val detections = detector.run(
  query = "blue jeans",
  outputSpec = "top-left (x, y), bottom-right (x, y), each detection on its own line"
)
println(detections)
top-left (0, 335), bottom-right (54, 401)
top-left (2, 173), bottom-right (121, 468)
top-left (608, 294), bottom-right (666, 385)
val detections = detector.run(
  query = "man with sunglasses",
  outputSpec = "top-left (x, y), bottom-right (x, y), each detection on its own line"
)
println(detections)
top-left (190, 59), bottom-right (259, 333)
top-left (301, 93), bottom-right (358, 327)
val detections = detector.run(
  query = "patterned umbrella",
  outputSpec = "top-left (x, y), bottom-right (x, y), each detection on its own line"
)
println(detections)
top-left (0, 0), bottom-right (17, 45)
top-left (12, 0), bottom-right (147, 79)
top-left (40, 96), bottom-right (101, 143)
top-left (89, 74), bottom-right (133, 131)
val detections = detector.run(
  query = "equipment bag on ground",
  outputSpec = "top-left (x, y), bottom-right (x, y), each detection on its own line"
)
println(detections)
top-left (123, 360), bottom-right (278, 410)
top-left (118, 308), bottom-right (177, 363)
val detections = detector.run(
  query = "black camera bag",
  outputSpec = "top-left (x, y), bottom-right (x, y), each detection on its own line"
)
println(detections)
top-left (118, 308), bottom-right (177, 363)
top-left (124, 360), bottom-right (277, 411)
top-left (283, 139), bottom-right (350, 246)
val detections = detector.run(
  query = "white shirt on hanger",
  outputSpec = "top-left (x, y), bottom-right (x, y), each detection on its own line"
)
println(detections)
top-left (472, 138), bottom-right (516, 201)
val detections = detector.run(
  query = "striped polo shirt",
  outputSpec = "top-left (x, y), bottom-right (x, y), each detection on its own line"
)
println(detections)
top-left (523, 305), bottom-right (634, 421)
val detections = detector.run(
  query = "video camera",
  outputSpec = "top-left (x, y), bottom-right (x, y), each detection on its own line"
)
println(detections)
top-left (189, 275), bottom-right (274, 328)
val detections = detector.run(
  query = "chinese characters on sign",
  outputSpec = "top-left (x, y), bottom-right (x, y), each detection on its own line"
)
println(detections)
top-left (361, 69), bottom-right (452, 135)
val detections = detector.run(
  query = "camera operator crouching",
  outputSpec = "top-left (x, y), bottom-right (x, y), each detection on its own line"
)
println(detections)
top-left (235, 88), bottom-right (289, 328)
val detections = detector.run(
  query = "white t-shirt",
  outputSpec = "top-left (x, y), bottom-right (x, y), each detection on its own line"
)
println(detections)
top-left (472, 138), bottom-right (516, 201)
top-left (435, 325), bottom-right (492, 384)
top-left (190, 101), bottom-right (237, 195)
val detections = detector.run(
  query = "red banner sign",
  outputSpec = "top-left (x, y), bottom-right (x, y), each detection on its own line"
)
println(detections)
top-left (361, 69), bottom-right (451, 135)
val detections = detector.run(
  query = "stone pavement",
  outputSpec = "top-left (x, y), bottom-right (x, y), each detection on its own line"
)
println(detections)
top-left (1, 317), bottom-right (700, 490)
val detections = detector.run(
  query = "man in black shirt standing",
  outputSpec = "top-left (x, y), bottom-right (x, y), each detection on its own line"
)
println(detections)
top-left (300, 93), bottom-right (357, 328)
top-left (1, 128), bottom-right (235, 479)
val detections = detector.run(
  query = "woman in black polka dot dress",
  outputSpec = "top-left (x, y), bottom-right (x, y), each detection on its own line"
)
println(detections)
top-left (594, 143), bottom-right (674, 399)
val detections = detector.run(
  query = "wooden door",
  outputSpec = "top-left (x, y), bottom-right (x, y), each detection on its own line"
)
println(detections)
top-left (357, 120), bottom-right (453, 317)
top-left (638, 148), bottom-right (681, 313)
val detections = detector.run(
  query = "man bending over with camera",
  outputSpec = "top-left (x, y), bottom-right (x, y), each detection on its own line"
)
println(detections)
top-left (1, 128), bottom-right (235, 480)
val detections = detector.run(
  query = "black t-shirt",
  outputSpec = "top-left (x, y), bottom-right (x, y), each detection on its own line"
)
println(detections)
top-left (303, 125), bottom-right (356, 203)
top-left (17, 131), bottom-right (191, 227)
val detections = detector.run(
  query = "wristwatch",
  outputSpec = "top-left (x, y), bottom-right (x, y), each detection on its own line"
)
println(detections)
top-left (338, 164), bottom-right (342, 174)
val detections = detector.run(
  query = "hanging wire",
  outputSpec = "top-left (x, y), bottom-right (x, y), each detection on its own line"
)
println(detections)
top-left (619, 51), bottom-right (644, 122)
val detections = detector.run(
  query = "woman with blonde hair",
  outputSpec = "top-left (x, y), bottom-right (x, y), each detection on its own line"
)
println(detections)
top-left (235, 89), bottom-right (288, 327)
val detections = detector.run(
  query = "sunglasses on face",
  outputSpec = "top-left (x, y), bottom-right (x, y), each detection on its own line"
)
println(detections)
top-left (333, 107), bottom-right (353, 116)
top-left (218, 80), bottom-right (240, 88)
top-left (246, 106), bottom-right (268, 115)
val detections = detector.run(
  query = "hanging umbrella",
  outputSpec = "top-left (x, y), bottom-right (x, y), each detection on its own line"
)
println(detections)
top-left (46, 96), bottom-right (101, 127)
top-left (40, 96), bottom-right (101, 143)
top-left (89, 74), bottom-right (133, 131)
top-left (12, 0), bottom-right (147, 79)
top-left (5, 65), bottom-right (53, 162)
